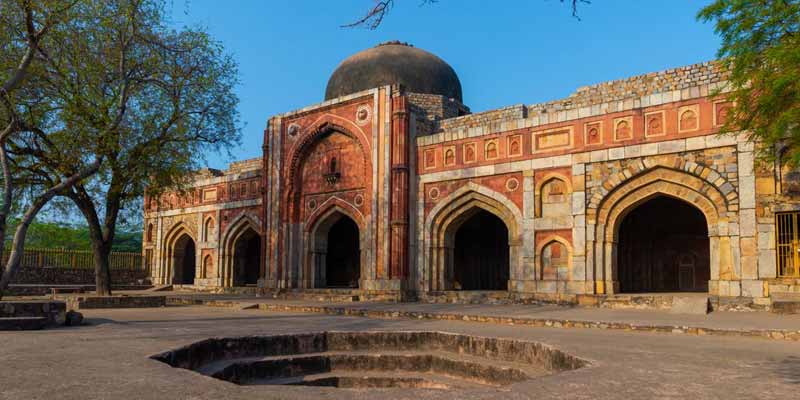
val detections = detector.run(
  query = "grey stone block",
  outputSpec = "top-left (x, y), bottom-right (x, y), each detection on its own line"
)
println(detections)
top-left (669, 296), bottom-right (709, 315)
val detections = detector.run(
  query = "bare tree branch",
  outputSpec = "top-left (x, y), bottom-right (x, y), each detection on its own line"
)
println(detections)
top-left (564, 0), bottom-right (591, 20)
top-left (343, 0), bottom-right (588, 29)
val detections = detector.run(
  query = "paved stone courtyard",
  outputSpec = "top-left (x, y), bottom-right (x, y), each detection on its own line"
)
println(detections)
top-left (3, 304), bottom-right (800, 399)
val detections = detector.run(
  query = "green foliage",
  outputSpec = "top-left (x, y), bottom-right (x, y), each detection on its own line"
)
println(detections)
top-left (3, 0), bottom-right (241, 197)
top-left (1, 0), bottom-right (240, 281)
top-left (5, 220), bottom-right (142, 252)
top-left (698, 0), bottom-right (800, 164)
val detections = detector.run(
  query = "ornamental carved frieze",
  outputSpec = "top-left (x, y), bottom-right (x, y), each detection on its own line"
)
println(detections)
top-left (219, 207), bottom-right (262, 237)
top-left (303, 189), bottom-right (367, 221)
top-left (161, 214), bottom-right (199, 239)
top-left (584, 121), bottom-right (603, 146)
top-left (423, 173), bottom-right (524, 216)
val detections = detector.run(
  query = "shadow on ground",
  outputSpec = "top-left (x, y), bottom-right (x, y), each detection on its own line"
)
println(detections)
top-left (773, 356), bottom-right (800, 385)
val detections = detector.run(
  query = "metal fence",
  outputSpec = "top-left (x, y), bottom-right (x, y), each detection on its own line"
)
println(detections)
top-left (776, 212), bottom-right (800, 278)
top-left (0, 248), bottom-right (143, 270)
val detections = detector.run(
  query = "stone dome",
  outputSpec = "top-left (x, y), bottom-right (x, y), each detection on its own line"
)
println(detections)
top-left (325, 41), bottom-right (462, 102)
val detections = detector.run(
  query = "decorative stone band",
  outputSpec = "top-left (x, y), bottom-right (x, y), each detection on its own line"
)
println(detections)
top-left (418, 132), bottom-right (746, 184)
top-left (148, 198), bottom-right (261, 218)
top-left (418, 79), bottom-right (730, 147)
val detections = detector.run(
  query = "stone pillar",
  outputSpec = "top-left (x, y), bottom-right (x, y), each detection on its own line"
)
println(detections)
top-left (571, 163), bottom-right (588, 294)
top-left (389, 95), bottom-right (410, 279)
top-left (522, 171), bottom-right (536, 284)
top-left (260, 138), bottom-right (269, 283)
top-left (738, 140), bottom-right (770, 299)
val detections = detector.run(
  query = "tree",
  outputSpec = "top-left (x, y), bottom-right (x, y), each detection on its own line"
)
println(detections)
top-left (0, 0), bottom-right (103, 299)
top-left (344, 0), bottom-right (590, 29)
top-left (698, 1), bottom-right (800, 164)
top-left (5, 220), bottom-right (143, 252)
top-left (10, 0), bottom-right (240, 295)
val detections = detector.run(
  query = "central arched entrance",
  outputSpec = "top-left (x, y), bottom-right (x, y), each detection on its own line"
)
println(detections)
top-left (453, 210), bottom-right (509, 290)
top-left (172, 234), bottom-right (196, 285)
top-left (310, 210), bottom-right (361, 289)
top-left (233, 228), bottom-right (261, 286)
top-left (325, 217), bottom-right (360, 288)
top-left (617, 196), bottom-right (710, 293)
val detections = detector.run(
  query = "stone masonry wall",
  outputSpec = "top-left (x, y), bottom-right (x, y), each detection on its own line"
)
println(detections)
top-left (11, 267), bottom-right (149, 285)
top-left (529, 61), bottom-right (726, 114)
top-left (585, 147), bottom-right (740, 204)
top-left (407, 92), bottom-right (469, 121)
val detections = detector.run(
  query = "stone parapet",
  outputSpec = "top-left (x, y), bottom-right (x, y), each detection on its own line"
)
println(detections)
top-left (418, 61), bottom-right (729, 147)
top-left (531, 61), bottom-right (726, 113)
top-left (407, 92), bottom-right (469, 121)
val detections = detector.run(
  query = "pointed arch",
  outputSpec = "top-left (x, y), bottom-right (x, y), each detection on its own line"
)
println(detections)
top-left (202, 216), bottom-right (216, 242)
top-left (220, 213), bottom-right (262, 287)
top-left (275, 116), bottom-right (375, 289)
top-left (202, 254), bottom-right (214, 279)
top-left (536, 236), bottom-right (573, 283)
top-left (592, 166), bottom-right (728, 236)
top-left (535, 173), bottom-right (573, 218)
top-left (305, 196), bottom-right (365, 233)
top-left (285, 120), bottom-right (370, 200)
top-left (423, 182), bottom-right (523, 291)
top-left (587, 162), bottom-right (737, 217)
top-left (160, 222), bottom-right (197, 285)
top-left (588, 166), bottom-right (732, 295)
top-left (305, 204), bottom-right (365, 288)
top-left (146, 222), bottom-right (154, 242)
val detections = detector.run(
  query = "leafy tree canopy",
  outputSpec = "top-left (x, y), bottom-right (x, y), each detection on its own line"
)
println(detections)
top-left (698, 0), bottom-right (800, 164)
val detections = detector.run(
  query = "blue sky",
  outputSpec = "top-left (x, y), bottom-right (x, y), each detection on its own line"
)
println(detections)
top-left (169, 1), bottom-right (722, 169)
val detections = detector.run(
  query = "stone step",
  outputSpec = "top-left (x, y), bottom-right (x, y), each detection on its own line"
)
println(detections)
top-left (54, 295), bottom-right (166, 310)
top-left (221, 286), bottom-right (258, 296)
top-left (146, 284), bottom-right (173, 292)
top-left (596, 294), bottom-right (709, 314)
top-left (596, 294), bottom-right (673, 310)
top-left (270, 292), bottom-right (361, 302)
top-left (422, 291), bottom-right (516, 304)
top-left (264, 288), bottom-right (403, 302)
top-left (0, 300), bottom-right (67, 325)
top-left (669, 296), bottom-right (710, 315)
top-left (0, 316), bottom-right (47, 331)
top-left (770, 293), bottom-right (800, 314)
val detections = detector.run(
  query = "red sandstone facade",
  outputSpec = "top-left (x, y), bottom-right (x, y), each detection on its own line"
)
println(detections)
top-left (144, 43), bottom-right (800, 307)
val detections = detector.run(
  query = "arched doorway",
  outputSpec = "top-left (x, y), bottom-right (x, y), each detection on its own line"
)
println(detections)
top-left (233, 228), bottom-right (261, 286)
top-left (617, 196), bottom-right (710, 292)
top-left (310, 211), bottom-right (361, 289)
top-left (453, 209), bottom-right (509, 290)
top-left (425, 185), bottom-right (523, 292)
top-left (172, 234), bottom-right (196, 284)
top-left (325, 217), bottom-right (360, 288)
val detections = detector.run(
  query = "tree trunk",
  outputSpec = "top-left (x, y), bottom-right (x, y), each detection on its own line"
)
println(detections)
top-left (0, 141), bottom-right (12, 270)
top-left (0, 158), bottom-right (101, 300)
top-left (67, 182), bottom-right (121, 297)
top-left (0, 121), bottom-right (18, 277)
top-left (92, 238), bottom-right (113, 296)
top-left (0, 223), bottom-right (30, 299)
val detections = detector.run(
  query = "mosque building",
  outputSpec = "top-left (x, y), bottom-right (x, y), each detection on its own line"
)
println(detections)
top-left (142, 41), bottom-right (800, 307)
